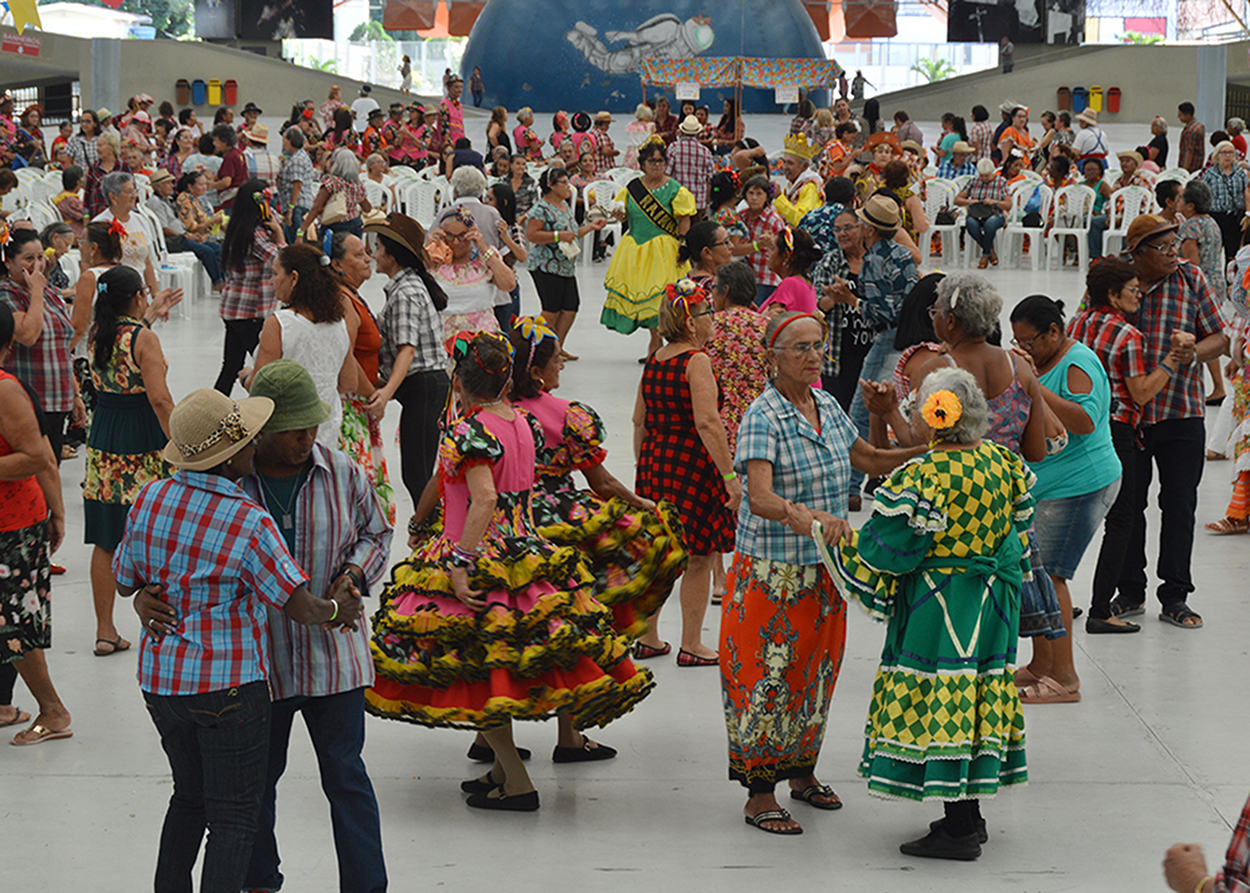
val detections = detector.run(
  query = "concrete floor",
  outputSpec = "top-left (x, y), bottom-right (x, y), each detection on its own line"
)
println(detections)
top-left (4, 114), bottom-right (1247, 892)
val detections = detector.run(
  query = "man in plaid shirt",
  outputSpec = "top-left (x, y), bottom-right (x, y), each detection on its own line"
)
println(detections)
top-left (1116, 215), bottom-right (1227, 629)
top-left (667, 115), bottom-right (714, 216)
top-left (1178, 102), bottom-right (1207, 172)
top-left (593, 111), bottom-right (619, 170)
top-left (1165, 790), bottom-right (1250, 893)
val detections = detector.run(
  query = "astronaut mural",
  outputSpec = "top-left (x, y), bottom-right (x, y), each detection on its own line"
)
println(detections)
top-left (461, 0), bottom-right (826, 115)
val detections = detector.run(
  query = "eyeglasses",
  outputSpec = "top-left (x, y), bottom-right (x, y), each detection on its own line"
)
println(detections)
top-left (927, 306), bottom-right (944, 319)
top-left (1011, 335), bottom-right (1040, 350)
top-left (1121, 285), bottom-right (1142, 295)
top-left (642, 156), bottom-right (665, 165)
top-left (691, 307), bottom-right (717, 318)
top-left (773, 342), bottom-right (822, 354)
top-left (443, 230), bottom-right (471, 242)
top-left (833, 224), bottom-right (860, 234)
top-left (712, 239), bottom-right (732, 247)
top-left (1138, 240), bottom-right (1176, 255)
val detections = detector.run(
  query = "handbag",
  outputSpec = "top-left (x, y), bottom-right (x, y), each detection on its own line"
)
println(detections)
top-left (935, 207), bottom-right (957, 226)
top-left (967, 202), bottom-right (996, 222)
top-left (320, 189), bottom-right (349, 226)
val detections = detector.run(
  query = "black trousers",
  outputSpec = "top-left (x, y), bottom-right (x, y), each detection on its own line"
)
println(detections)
top-left (44, 411), bottom-right (69, 466)
top-left (1118, 417), bottom-right (1205, 607)
top-left (393, 370), bottom-right (451, 506)
top-left (214, 318), bottom-right (265, 396)
top-left (1211, 211), bottom-right (1243, 269)
top-left (1089, 421), bottom-right (1139, 619)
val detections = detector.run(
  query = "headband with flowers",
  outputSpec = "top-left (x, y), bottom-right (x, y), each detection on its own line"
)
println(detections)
top-left (639, 134), bottom-right (666, 153)
top-left (447, 329), bottom-right (516, 374)
top-left (513, 315), bottom-right (558, 377)
top-left (253, 187), bottom-right (274, 222)
top-left (921, 390), bottom-right (963, 432)
top-left (665, 278), bottom-right (708, 320)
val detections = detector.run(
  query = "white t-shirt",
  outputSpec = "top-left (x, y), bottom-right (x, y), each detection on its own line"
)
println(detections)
top-left (1071, 126), bottom-right (1107, 158)
top-left (350, 97), bottom-right (380, 133)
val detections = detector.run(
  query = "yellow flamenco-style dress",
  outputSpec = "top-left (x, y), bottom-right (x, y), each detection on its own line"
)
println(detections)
top-left (367, 406), bottom-right (655, 731)
top-left (600, 178), bottom-right (695, 334)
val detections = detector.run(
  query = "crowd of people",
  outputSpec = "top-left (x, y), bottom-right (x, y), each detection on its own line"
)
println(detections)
top-left (3, 78), bottom-right (1250, 893)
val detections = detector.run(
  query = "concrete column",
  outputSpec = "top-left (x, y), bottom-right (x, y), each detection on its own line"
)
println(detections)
top-left (89, 38), bottom-right (121, 114)
top-left (1196, 44), bottom-right (1227, 132)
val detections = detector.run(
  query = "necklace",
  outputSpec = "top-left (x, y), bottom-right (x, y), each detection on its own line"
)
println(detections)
top-left (257, 467), bottom-right (307, 531)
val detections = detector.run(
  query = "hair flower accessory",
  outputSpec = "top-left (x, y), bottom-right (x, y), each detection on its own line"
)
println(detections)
top-left (515, 315), bottom-right (557, 346)
top-left (665, 278), bottom-right (708, 319)
top-left (253, 188), bottom-right (273, 222)
top-left (921, 390), bottom-right (963, 431)
top-left (107, 217), bottom-right (128, 238)
top-left (0, 222), bottom-right (9, 246)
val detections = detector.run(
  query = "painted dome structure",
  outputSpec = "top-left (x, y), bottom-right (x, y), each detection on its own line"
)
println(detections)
top-left (460, 0), bottom-right (828, 113)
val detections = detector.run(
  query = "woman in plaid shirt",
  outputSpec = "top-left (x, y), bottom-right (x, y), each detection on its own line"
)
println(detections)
top-left (739, 175), bottom-right (785, 306)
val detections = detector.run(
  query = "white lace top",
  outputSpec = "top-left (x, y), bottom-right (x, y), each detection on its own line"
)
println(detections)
top-left (275, 308), bottom-right (351, 447)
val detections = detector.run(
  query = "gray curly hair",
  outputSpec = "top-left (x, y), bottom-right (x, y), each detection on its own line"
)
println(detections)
top-left (917, 366), bottom-right (989, 444)
top-left (450, 164), bottom-right (487, 198)
top-left (935, 272), bottom-right (1002, 339)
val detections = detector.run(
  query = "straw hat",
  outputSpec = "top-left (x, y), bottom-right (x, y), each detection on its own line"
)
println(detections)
top-left (951, 140), bottom-right (975, 155)
top-left (249, 360), bottom-right (331, 433)
top-left (594, 110), bottom-right (613, 123)
top-left (1117, 149), bottom-right (1144, 166)
top-left (362, 212), bottom-right (431, 265)
top-left (162, 389), bottom-right (273, 471)
top-left (244, 123), bottom-right (270, 144)
top-left (678, 114), bottom-right (702, 135)
top-left (1076, 109), bottom-right (1098, 127)
top-left (1125, 214), bottom-right (1179, 252)
top-left (857, 194), bottom-right (902, 231)
top-left (148, 168), bottom-right (174, 186)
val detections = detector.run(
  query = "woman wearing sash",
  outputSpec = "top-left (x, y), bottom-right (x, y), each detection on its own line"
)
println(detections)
top-left (601, 135), bottom-right (696, 361)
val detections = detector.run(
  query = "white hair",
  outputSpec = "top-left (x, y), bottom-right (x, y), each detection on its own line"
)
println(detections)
top-left (329, 147), bottom-right (360, 181)
top-left (935, 272), bottom-right (1002, 338)
top-left (101, 170), bottom-right (134, 202)
top-left (450, 164), bottom-right (487, 198)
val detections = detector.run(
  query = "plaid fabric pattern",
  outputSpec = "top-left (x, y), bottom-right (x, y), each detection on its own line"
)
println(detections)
top-left (735, 382), bottom-right (859, 563)
top-left (1137, 262), bottom-right (1227, 426)
top-left (666, 135), bottom-right (714, 212)
top-left (277, 148), bottom-right (315, 213)
top-left (859, 238), bottom-right (919, 331)
top-left (0, 280), bottom-right (75, 412)
top-left (594, 129), bottom-right (617, 171)
top-left (743, 206), bottom-right (785, 287)
top-left (1201, 164), bottom-right (1249, 213)
top-left (1217, 791), bottom-right (1250, 893)
top-left (798, 203), bottom-right (855, 377)
top-left (220, 227), bottom-right (279, 321)
top-left (937, 159), bottom-right (976, 179)
top-left (1179, 120), bottom-right (1206, 172)
top-left (960, 175), bottom-right (1008, 204)
top-left (84, 159), bottom-right (134, 219)
top-left (67, 132), bottom-right (99, 170)
top-left (378, 267), bottom-right (445, 379)
top-left (113, 472), bottom-right (309, 696)
top-left (245, 148), bottom-right (281, 184)
top-left (241, 445), bottom-right (392, 700)
top-left (635, 352), bottom-right (736, 555)
top-left (323, 174), bottom-right (367, 219)
top-left (1068, 308), bottom-right (1147, 427)
top-left (969, 121), bottom-right (995, 161)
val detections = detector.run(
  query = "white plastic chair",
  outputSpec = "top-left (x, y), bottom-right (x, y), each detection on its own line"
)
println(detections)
top-left (923, 180), bottom-right (962, 267)
top-left (1002, 182), bottom-right (1053, 269)
top-left (133, 173), bottom-right (152, 204)
top-left (403, 180), bottom-right (438, 228)
top-left (1157, 167), bottom-right (1192, 185)
top-left (1046, 184), bottom-right (1097, 273)
top-left (579, 179), bottom-right (623, 263)
top-left (137, 205), bottom-right (205, 314)
top-left (1103, 185), bottom-right (1153, 256)
top-left (364, 180), bottom-right (390, 213)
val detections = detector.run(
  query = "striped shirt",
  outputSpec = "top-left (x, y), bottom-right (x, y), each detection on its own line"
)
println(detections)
top-left (242, 445), bottom-right (392, 700)
top-left (113, 471), bottom-right (308, 696)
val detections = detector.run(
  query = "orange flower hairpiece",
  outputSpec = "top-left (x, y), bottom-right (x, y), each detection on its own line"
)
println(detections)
top-left (921, 390), bottom-right (963, 431)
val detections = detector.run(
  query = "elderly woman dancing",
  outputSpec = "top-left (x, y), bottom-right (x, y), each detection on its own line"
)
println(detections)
top-left (826, 367), bottom-right (1032, 861)
top-left (724, 311), bottom-right (922, 835)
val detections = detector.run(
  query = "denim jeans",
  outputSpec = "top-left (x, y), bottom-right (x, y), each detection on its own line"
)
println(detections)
top-left (1090, 421), bottom-right (1140, 619)
top-left (965, 213), bottom-right (1004, 256)
top-left (174, 238), bottom-right (223, 284)
top-left (1033, 477), bottom-right (1121, 580)
top-left (848, 328), bottom-right (901, 497)
top-left (244, 688), bottom-right (387, 893)
top-left (1118, 417), bottom-right (1205, 607)
top-left (1088, 213), bottom-right (1108, 259)
top-left (143, 680), bottom-right (271, 893)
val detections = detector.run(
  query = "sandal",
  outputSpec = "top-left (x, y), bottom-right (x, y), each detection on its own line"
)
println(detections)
top-left (790, 783), bottom-right (842, 810)
top-left (1160, 602), bottom-right (1203, 629)
top-left (11, 723), bottom-right (74, 746)
top-left (744, 808), bottom-right (803, 835)
top-left (93, 637), bottom-right (132, 657)
top-left (1205, 517), bottom-right (1249, 535)
top-left (1110, 598), bottom-right (1146, 619)
top-left (1019, 676), bottom-right (1081, 704)
top-left (633, 641), bottom-right (671, 660)
top-left (0, 706), bottom-right (31, 728)
top-left (977, 256), bottom-right (990, 269)
top-left (1206, 449), bottom-right (1229, 461)
top-left (1013, 666), bottom-right (1042, 689)
top-left (676, 649), bottom-right (718, 667)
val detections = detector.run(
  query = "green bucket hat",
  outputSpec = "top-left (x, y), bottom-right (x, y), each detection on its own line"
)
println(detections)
top-left (250, 359), bottom-right (331, 433)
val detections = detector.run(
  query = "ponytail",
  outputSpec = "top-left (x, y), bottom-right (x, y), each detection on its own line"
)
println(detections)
top-left (91, 266), bottom-right (144, 371)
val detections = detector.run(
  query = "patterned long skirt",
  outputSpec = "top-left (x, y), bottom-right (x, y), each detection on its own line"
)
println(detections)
top-left (340, 394), bottom-right (397, 524)
top-left (720, 553), bottom-right (847, 792)
top-left (0, 519), bottom-right (52, 663)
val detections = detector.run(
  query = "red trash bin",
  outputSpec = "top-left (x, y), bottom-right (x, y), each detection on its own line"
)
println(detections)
top-left (1056, 87), bottom-right (1071, 111)
top-left (223, 79), bottom-right (238, 106)
top-left (1107, 87), bottom-right (1122, 113)
top-left (176, 79), bottom-right (190, 106)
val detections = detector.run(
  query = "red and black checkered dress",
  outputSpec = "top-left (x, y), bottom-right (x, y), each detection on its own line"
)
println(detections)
top-left (636, 351), bottom-right (735, 556)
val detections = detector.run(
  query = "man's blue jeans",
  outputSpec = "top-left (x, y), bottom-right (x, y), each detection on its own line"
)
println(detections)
top-left (965, 213), bottom-right (1004, 257)
top-left (848, 328), bottom-right (902, 499)
top-left (244, 687), bottom-right (387, 893)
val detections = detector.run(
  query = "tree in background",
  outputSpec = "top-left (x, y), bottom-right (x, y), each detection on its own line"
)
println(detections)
top-left (74, 0), bottom-right (194, 38)
top-left (910, 57), bottom-right (957, 83)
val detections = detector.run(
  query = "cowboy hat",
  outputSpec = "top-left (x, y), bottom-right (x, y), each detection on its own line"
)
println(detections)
top-left (242, 101), bottom-right (264, 115)
top-left (362, 212), bottom-right (431, 266)
top-left (162, 389), bottom-right (273, 471)
top-left (857, 194), bottom-right (902, 231)
top-left (1125, 213), bottom-right (1179, 252)
top-left (950, 140), bottom-right (975, 155)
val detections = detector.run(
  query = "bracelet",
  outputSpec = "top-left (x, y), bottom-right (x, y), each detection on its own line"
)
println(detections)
top-left (328, 598), bottom-right (339, 621)
top-left (723, 471), bottom-right (738, 481)
top-left (483, 247), bottom-right (499, 261)
top-left (1196, 877), bottom-right (1213, 893)
top-left (1160, 362), bottom-right (1176, 377)
top-left (752, 240), bottom-right (759, 252)
top-left (338, 566), bottom-right (365, 593)
top-left (407, 515), bottom-right (433, 537)
top-left (449, 544), bottom-right (477, 569)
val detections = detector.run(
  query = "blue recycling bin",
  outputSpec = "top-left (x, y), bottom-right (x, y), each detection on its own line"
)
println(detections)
top-left (1072, 86), bottom-right (1087, 114)
top-left (192, 78), bottom-right (206, 105)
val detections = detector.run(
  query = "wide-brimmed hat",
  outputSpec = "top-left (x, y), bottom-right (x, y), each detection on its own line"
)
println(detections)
top-left (951, 140), bottom-right (975, 155)
top-left (594, 110), bottom-right (613, 123)
top-left (148, 168), bottom-right (174, 186)
top-left (244, 123), bottom-right (270, 144)
top-left (857, 194), bottom-right (902, 231)
top-left (999, 99), bottom-right (1020, 114)
top-left (1077, 109), bottom-right (1098, 126)
top-left (1125, 213), bottom-right (1179, 252)
top-left (1117, 149), bottom-right (1144, 166)
top-left (864, 131), bottom-right (902, 155)
top-left (97, 107), bottom-right (112, 122)
top-left (162, 389), bottom-right (273, 471)
top-left (363, 212), bottom-right (431, 265)
top-left (242, 101), bottom-right (263, 115)
top-left (249, 360), bottom-right (331, 433)
top-left (678, 114), bottom-right (702, 135)
top-left (136, 93), bottom-right (154, 105)
top-left (390, 102), bottom-right (404, 113)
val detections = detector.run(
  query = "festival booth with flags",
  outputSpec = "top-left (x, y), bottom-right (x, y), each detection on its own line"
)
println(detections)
top-left (639, 56), bottom-right (844, 112)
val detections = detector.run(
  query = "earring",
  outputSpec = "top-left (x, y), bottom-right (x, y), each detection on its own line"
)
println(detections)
top-left (534, 375), bottom-right (546, 388)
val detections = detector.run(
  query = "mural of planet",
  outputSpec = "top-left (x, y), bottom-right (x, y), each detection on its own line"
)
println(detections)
top-left (461, 0), bottom-right (828, 114)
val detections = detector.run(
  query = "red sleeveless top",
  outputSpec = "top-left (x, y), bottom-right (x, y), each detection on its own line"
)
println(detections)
top-left (0, 370), bottom-right (48, 532)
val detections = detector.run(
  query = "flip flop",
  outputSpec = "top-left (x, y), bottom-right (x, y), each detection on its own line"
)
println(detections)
top-left (93, 637), bottom-right (132, 657)
top-left (745, 808), bottom-right (803, 835)
top-left (1019, 676), bottom-right (1081, 704)
top-left (790, 783), bottom-right (842, 810)
top-left (11, 724), bottom-right (74, 746)
top-left (0, 707), bottom-right (31, 728)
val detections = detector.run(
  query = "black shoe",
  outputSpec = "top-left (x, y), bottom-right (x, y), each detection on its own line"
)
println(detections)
top-left (466, 786), bottom-right (540, 811)
top-left (460, 774), bottom-right (498, 794)
top-left (901, 825), bottom-right (982, 860)
top-left (929, 816), bottom-right (988, 844)
top-left (467, 742), bottom-right (532, 763)
top-left (552, 738), bottom-right (618, 763)
top-left (1085, 616), bottom-right (1141, 634)
top-left (1072, 606), bottom-right (1084, 619)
